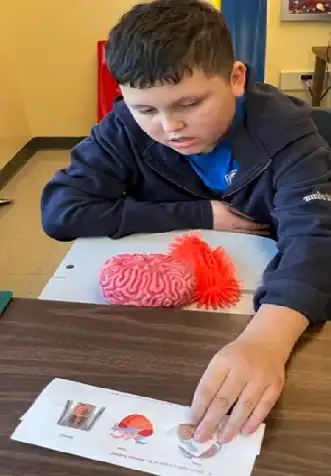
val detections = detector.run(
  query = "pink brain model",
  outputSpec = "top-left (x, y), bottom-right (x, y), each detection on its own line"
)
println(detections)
top-left (100, 253), bottom-right (196, 308)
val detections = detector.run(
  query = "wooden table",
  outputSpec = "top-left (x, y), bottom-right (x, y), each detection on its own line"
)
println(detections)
top-left (0, 298), bottom-right (330, 475)
top-left (312, 46), bottom-right (331, 107)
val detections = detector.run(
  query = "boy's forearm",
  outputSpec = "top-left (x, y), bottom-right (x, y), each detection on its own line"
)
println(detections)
top-left (42, 189), bottom-right (213, 241)
top-left (239, 304), bottom-right (309, 361)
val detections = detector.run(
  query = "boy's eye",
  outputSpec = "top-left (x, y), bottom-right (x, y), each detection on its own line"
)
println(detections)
top-left (138, 108), bottom-right (156, 115)
top-left (180, 100), bottom-right (200, 108)
top-left (137, 100), bottom-right (200, 115)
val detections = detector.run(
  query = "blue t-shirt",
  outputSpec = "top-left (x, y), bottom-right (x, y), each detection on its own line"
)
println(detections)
top-left (188, 96), bottom-right (245, 192)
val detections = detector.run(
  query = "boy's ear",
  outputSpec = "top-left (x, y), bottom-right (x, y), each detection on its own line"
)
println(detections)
top-left (231, 61), bottom-right (247, 97)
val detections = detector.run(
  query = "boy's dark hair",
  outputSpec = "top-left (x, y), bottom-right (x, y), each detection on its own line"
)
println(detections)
top-left (105, 0), bottom-right (234, 88)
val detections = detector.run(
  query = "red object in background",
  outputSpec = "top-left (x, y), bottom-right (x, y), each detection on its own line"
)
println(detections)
top-left (97, 40), bottom-right (121, 122)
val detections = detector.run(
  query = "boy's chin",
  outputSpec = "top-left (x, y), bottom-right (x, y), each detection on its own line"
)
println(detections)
top-left (169, 143), bottom-right (213, 156)
top-left (178, 145), bottom-right (216, 155)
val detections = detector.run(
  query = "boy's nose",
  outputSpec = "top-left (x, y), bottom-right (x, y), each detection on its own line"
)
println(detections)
top-left (160, 116), bottom-right (185, 134)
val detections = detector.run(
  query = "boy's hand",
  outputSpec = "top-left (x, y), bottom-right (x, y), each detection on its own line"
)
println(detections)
top-left (211, 201), bottom-right (269, 235)
top-left (190, 305), bottom-right (309, 444)
top-left (190, 335), bottom-right (285, 444)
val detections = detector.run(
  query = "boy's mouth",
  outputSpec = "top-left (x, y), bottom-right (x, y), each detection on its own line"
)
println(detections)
top-left (168, 137), bottom-right (197, 149)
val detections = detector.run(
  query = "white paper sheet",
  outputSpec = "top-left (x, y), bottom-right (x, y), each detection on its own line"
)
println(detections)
top-left (12, 379), bottom-right (265, 476)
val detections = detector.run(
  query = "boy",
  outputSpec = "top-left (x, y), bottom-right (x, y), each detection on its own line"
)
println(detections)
top-left (41, 0), bottom-right (331, 445)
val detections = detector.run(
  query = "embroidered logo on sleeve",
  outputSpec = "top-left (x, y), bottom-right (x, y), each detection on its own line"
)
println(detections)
top-left (303, 191), bottom-right (331, 203)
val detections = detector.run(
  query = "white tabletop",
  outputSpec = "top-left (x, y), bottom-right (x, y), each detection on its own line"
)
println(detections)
top-left (40, 230), bottom-right (277, 315)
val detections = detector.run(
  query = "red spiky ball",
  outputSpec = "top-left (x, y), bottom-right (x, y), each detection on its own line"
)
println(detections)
top-left (169, 233), bottom-right (242, 309)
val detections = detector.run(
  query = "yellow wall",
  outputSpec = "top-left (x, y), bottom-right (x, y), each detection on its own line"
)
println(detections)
top-left (265, 0), bottom-right (330, 103)
top-left (0, 7), bottom-right (31, 169)
top-left (210, 0), bottom-right (221, 8)
top-left (5, 0), bottom-right (142, 138)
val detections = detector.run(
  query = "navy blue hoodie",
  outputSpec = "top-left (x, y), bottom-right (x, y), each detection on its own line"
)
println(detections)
top-left (41, 71), bottom-right (331, 326)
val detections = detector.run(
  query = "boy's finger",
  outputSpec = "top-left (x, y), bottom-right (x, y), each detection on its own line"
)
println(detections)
top-left (233, 216), bottom-right (269, 231)
top-left (217, 383), bottom-right (266, 444)
top-left (241, 387), bottom-right (279, 436)
top-left (190, 362), bottom-right (229, 426)
top-left (194, 373), bottom-right (246, 443)
top-left (190, 388), bottom-right (213, 426)
top-left (229, 209), bottom-right (269, 228)
top-left (242, 221), bottom-right (270, 230)
top-left (250, 222), bottom-right (270, 230)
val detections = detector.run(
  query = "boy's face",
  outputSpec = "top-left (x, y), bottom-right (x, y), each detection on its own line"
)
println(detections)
top-left (121, 62), bottom-right (246, 155)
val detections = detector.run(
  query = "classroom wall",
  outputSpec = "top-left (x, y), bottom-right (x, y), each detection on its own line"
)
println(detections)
top-left (265, 0), bottom-right (330, 104)
top-left (0, 8), bottom-right (31, 169)
top-left (210, 0), bottom-right (221, 8)
top-left (5, 0), bottom-right (144, 138)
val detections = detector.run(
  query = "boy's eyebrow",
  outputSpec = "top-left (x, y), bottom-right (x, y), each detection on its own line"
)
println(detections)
top-left (131, 93), bottom-right (209, 109)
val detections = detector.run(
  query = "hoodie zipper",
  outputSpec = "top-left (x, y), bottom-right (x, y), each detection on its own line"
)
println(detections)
top-left (222, 159), bottom-right (272, 199)
top-left (145, 154), bottom-right (272, 201)
top-left (145, 159), bottom-right (212, 199)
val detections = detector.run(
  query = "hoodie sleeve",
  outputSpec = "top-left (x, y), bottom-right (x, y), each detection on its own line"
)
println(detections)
top-left (41, 115), bottom-right (212, 241)
top-left (253, 132), bottom-right (331, 326)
